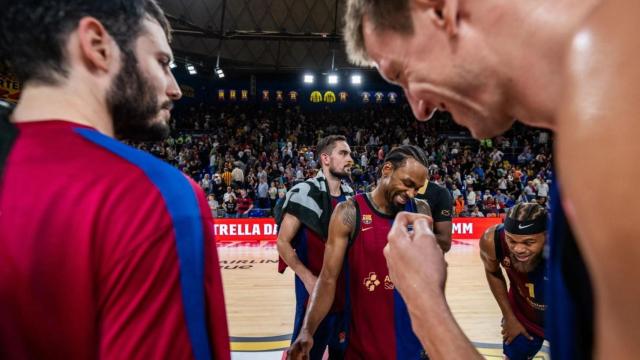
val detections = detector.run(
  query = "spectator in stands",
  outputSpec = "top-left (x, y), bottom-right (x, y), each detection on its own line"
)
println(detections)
top-left (223, 186), bottom-right (236, 203)
top-left (231, 164), bottom-right (245, 188)
top-left (223, 195), bottom-right (237, 218)
top-left (483, 196), bottom-right (497, 215)
top-left (268, 181), bottom-right (278, 209)
top-left (211, 174), bottom-right (224, 199)
top-left (454, 195), bottom-right (465, 217)
top-left (257, 166), bottom-right (268, 182)
top-left (128, 103), bottom-right (552, 215)
top-left (451, 184), bottom-right (462, 201)
top-left (221, 167), bottom-right (233, 187)
top-left (257, 178), bottom-right (269, 209)
top-left (207, 194), bottom-right (219, 218)
top-left (277, 183), bottom-right (287, 198)
top-left (236, 189), bottom-right (254, 218)
top-left (482, 190), bottom-right (492, 202)
top-left (470, 206), bottom-right (485, 218)
top-left (537, 179), bottom-right (550, 201)
top-left (467, 186), bottom-right (477, 209)
top-left (200, 174), bottom-right (211, 194)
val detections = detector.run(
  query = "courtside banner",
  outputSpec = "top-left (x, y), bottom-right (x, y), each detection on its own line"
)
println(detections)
top-left (451, 218), bottom-right (502, 241)
top-left (212, 217), bottom-right (502, 242)
top-left (213, 218), bottom-right (279, 242)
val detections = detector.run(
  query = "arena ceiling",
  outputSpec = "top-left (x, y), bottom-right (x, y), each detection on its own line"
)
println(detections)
top-left (158, 0), bottom-right (362, 72)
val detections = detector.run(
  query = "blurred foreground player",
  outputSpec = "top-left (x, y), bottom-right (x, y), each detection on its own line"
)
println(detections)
top-left (0, 1), bottom-right (229, 359)
top-left (276, 135), bottom-right (354, 359)
top-left (288, 145), bottom-right (437, 360)
top-left (480, 203), bottom-right (548, 360)
top-left (343, 0), bottom-right (640, 358)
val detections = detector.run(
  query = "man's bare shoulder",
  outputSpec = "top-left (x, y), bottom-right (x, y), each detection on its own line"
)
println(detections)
top-left (566, 0), bottom-right (640, 89)
top-left (332, 198), bottom-right (357, 231)
top-left (561, 0), bottom-right (640, 138)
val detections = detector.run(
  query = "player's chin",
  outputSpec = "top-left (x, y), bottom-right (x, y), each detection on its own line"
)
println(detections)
top-left (453, 109), bottom-right (512, 139)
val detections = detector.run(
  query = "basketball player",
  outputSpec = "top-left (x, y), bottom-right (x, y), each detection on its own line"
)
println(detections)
top-left (343, 0), bottom-right (639, 358)
top-left (416, 178), bottom-right (452, 252)
top-left (276, 135), bottom-right (354, 359)
top-left (0, 2), bottom-right (229, 359)
top-left (288, 145), bottom-right (437, 359)
top-left (480, 203), bottom-right (547, 360)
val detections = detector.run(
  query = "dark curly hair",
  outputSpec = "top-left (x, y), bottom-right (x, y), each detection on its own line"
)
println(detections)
top-left (384, 145), bottom-right (429, 170)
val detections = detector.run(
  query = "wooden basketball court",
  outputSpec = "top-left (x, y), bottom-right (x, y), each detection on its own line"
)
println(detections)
top-left (218, 241), bottom-right (550, 359)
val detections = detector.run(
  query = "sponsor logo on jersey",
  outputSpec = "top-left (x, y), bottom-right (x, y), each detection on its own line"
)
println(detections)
top-left (363, 272), bottom-right (381, 292)
top-left (384, 275), bottom-right (394, 290)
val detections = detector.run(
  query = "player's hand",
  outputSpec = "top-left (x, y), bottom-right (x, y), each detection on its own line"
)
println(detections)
top-left (501, 316), bottom-right (533, 345)
top-left (303, 275), bottom-right (318, 296)
top-left (384, 212), bottom-right (445, 302)
top-left (287, 329), bottom-right (314, 360)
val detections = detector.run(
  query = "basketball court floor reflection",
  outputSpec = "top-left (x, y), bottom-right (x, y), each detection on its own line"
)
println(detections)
top-left (219, 241), bottom-right (550, 360)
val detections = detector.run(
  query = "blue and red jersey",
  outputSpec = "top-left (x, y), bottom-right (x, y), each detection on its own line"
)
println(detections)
top-left (495, 224), bottom-right (546, 338)
top-left (0, 121), bottom-right (229, 360)
top-left (344, 193), bottom-right (425, 359)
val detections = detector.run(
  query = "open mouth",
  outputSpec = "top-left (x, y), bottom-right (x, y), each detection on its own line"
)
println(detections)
top-left (514, 254), bottom-right (530, 262)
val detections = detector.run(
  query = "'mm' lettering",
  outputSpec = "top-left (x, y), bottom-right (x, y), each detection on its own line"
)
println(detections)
top-left (452, 223), bottom-right (473, 234)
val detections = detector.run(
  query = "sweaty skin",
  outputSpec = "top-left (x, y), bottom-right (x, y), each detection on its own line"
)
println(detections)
top-left (556, 1), bottom-right (640, 357)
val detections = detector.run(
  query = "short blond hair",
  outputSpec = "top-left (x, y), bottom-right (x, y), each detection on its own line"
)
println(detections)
top-left (343, 0), bottom-right (413, 66)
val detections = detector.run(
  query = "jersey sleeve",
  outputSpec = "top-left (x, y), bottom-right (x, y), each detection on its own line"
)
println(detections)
top-left (190, 179), bottom-right (231, 360)
top-left (432, 186), bottom-right (453, 223)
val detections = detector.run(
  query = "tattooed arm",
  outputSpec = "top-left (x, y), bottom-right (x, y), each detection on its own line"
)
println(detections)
top-left (288, 198), bottom-right (355, 359)
top-left (415, 198), bottom-right (450, 252)
top-left (415, 198), bottom-right (433, 218)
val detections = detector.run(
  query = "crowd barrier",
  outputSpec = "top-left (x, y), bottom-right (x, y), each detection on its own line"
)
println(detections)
top-left (213, 217), bottom-right (502, 242)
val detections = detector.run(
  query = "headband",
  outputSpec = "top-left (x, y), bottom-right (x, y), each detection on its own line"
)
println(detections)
top-left (504, 216), bottom-right (546, 235)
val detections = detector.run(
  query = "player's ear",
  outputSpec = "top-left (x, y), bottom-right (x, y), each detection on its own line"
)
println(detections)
top-left (413, 0), bottom-right (459, 36)
top-left (76, 16), bottom-right (118, 73)
top-left (382, 162), bottom-right (394, 177)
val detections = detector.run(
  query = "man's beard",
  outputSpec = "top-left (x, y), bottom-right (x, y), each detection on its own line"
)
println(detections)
top-left (386, 192), bottom-right (405, 215)
top-left (329, 165), bottom-right (351, 180)
top-left (510, 252), bottom-right (542, 273)
top-left (107, 49), bottom-right (171, 141)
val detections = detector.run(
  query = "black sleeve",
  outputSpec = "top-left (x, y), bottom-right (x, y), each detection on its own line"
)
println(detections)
top-left (0, 101), bottom-right (18, 179)
top-left (431, 186), bottom-right (453, 223)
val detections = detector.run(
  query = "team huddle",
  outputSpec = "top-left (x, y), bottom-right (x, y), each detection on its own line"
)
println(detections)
top-left (278, 136), bottom-right (548, 360)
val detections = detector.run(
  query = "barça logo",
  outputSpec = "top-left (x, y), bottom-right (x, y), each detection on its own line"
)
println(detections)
top-left (361, 214), bottom-right (372, 225)
top-left (363, 272), bottom-right (381, 292)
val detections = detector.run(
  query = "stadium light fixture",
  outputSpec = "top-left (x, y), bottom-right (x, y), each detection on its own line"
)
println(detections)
top-left (187, 64), bottom-right (197, 75)
top-left (351, 74), bottom-right (362, 85)
top-left (303, 74), bottom-right (314, 84)
top-left (327, 74), bottom-right (339, 85)
top-left (215, 67), bottom-right (225, 78)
